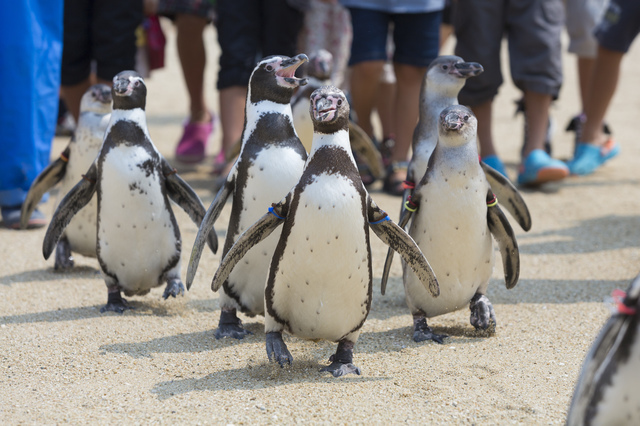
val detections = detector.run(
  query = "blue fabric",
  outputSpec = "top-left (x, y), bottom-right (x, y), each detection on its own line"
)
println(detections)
top-left (340, 0), bottom-right (444, 14)
top-left (0, 0), bottom-right (63, 206)
top-left (348, 7), bottom-right (442, 66)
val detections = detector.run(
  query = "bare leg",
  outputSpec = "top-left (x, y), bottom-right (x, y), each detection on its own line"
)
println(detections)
top-left (577, 56), bottom-right (596, 113)
top-left (581, 47), bottom-right (623, 145)
top-left (219, 86), bottom-right (246, 157)
top-left (391, 63), bottom-right (425, 163)
top-left (375, 80), bottom-right (396, 141)
top-left (175, 14), bottom-right (210, 124)
top-left (349, 60), bottom-right (385, 138)
top-left (471, 99), bottom-right (496, 158)
top-left (522, 91), bottom-right (552, 158)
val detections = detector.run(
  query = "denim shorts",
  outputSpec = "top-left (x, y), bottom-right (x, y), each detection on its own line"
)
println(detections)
top-left (595, 0), bottom-right (640, 53)
top-left (347, 7), bottom-right (442, 67)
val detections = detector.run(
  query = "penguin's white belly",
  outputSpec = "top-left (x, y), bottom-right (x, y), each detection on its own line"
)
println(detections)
top-left (405, 177), bottom-right (493, 317)
top-left (271, 174), bottom-right (370, 341)
top-left (591, 326), bottom-right (640, 425)
top-left (227, 146), bottom-right (306, 314)
top-left (58, 134), bottom-right (104, 256)
top-left (292, 100), bottom-right (314, 153)
top-left (98, 146), bottom-right (178, 292)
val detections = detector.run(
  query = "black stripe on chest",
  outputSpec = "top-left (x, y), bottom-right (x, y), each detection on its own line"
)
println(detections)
top-left (265, 145), bottom-right (372, 330)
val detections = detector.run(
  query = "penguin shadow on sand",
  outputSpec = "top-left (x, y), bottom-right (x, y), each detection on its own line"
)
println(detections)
top-left (518, 214), bottom-right (640, 255)
top-left (0, 264), bottom-right (100, 286)
top-left (150, 353), bottom-right (387, 401)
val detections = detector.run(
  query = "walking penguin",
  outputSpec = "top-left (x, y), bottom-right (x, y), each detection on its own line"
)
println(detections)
top-left (187, 55), bottom-right (309, 339)
top-left (43, 71), bottom-right (217, 313)
top-left (21, 84), bottom-right (112, 270)
top-left (397, 105), bottom-right (519, 343)
top-left (210, 86), bottom-right (439, 377)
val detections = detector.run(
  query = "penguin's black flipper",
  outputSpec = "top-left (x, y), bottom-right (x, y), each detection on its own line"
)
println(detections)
top-left (481, 161), bottom-right (532, 232)
top-left (367, 198), bottom-right (438, 297)
top-left (20, 147), bottom-right (71, 229)
top-left (486, 190), bottom-right (519, 289)
top-left (161, 159), bottom-right (217, 255)
top-left (380, 207), bottom-right (415, 295)
top-left (211, 197), bottom-right (290, 292)
top-left (43, 163), bottom-right (98, 260)
top-left (186, 173), bottom-right (235, 290)
top-left (348, 121), bottom-right (385, 180)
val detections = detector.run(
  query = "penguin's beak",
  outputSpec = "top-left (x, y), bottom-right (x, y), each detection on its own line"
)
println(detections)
top-left (452, 62), bottom-right (484, 78)
top-left (443, 112), bottom-right (464, 130)
top-left (113, 78), bottom-right (132, 96)
top-left (313, 97), bottom-right (336, 122)
top-left (276, 54), bottom-right (309, 87)
top-left (95, 86), bottom-right (113, 104)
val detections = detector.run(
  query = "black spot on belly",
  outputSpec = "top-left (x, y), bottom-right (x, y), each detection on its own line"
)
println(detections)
top-left (301, 298), bottom-right (304, 303)
top-left (305, 280), bottom-right (309, 285)
top-left (117, 224), bottom-right (120, 228)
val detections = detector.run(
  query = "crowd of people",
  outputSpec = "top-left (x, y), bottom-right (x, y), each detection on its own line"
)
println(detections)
top-left (2, 0), bottom-right (639, 229)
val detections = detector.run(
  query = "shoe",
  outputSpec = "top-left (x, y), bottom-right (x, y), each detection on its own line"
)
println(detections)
top-left (1, 205), bottom-right (47, 229)
top-left (567, 139), bottom-right (620, 176)
top-left (515, 98), bottom-right (553, 156)
top-left (175, 113), bottom-right (215, 164)
top-left (481, 155), bottom-right (508, 178)
top-left (383, 161), bottom-right (408, 196)
top-left (565, 113), bottom-right (613, 156)
top-left (211, 151), bottom-right (227, 177)
top-left (517, 149), bottom-right (569, 186)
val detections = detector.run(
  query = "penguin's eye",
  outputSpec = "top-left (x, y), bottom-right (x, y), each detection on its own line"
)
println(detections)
top-left (442, 65), bottom-right (449, 70)
top-left (337, 99), bottom-right (343, 106)
top-left (463, 115), bottom-right (469, 121)
top-left (265, 65), bottom-right (274, 72)
top-left (134, 81), bottom-right (140, 87)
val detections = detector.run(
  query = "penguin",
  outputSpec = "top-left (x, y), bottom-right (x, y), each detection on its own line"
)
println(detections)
top-left (43, 70), bottom-right (217, 313)
top-left (404, 56), bottom-right (530, 232)
top-left (397, 105), bottom-right (519, 343)
top-left (566, 273), bottom-right (640, 426)
top-left (289, 49), bottom-right (384, 179)
top-left (209, 86), bottom-right (439, 377)
top-left (187, 55), bottom-right (310, 339)
top-left (380, 56), bottom-right (530, 294)
top-left (21, 84), bottom-right (112, 270)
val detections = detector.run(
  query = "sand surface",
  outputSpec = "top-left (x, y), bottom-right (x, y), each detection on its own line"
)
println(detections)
top-left (2, 25), bottom-right (640, 424)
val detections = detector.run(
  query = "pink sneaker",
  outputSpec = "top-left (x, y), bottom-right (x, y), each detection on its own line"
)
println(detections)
top-left (175, 114), bottom-right (214, 164)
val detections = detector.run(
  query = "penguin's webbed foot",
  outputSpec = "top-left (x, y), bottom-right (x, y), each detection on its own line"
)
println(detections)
top-left (54, 236), bottom-right (74, 271)
top-left (266, 331), bottom-right (292, 367)
top-left (320, 340), bottom-right (360, 377)
top-left (320, 362), bottom-right (361, 377)
top-left (214, 309), bottom-right (253, 339)
top-left (100, 291), bottom-right (133, 314)
top-left (469, 293), bottom-right (497, 332)
top-left (162, 279), bottom-right (185, 299)
top-left (413, 316), bottom-right (448, 344)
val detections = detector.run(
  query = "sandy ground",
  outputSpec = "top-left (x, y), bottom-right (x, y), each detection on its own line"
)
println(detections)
top-left (2, 24), bottom-right (640, 424)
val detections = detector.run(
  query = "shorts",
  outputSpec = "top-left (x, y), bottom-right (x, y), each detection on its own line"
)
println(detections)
top-left (453, 0), bottom-right (564, 106)
top-left (157, 0), bottom-right (216, 22)
top-left (564, 0), bottom-right (608, 58)
top-left (595, 0), bottom-right (640, 53)
top-left (216, 0), bottom-right (304, 90)
top-left (347, 7), bottom-right (442, 67)
top-left (61, 0), bottom-right (143, 86)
